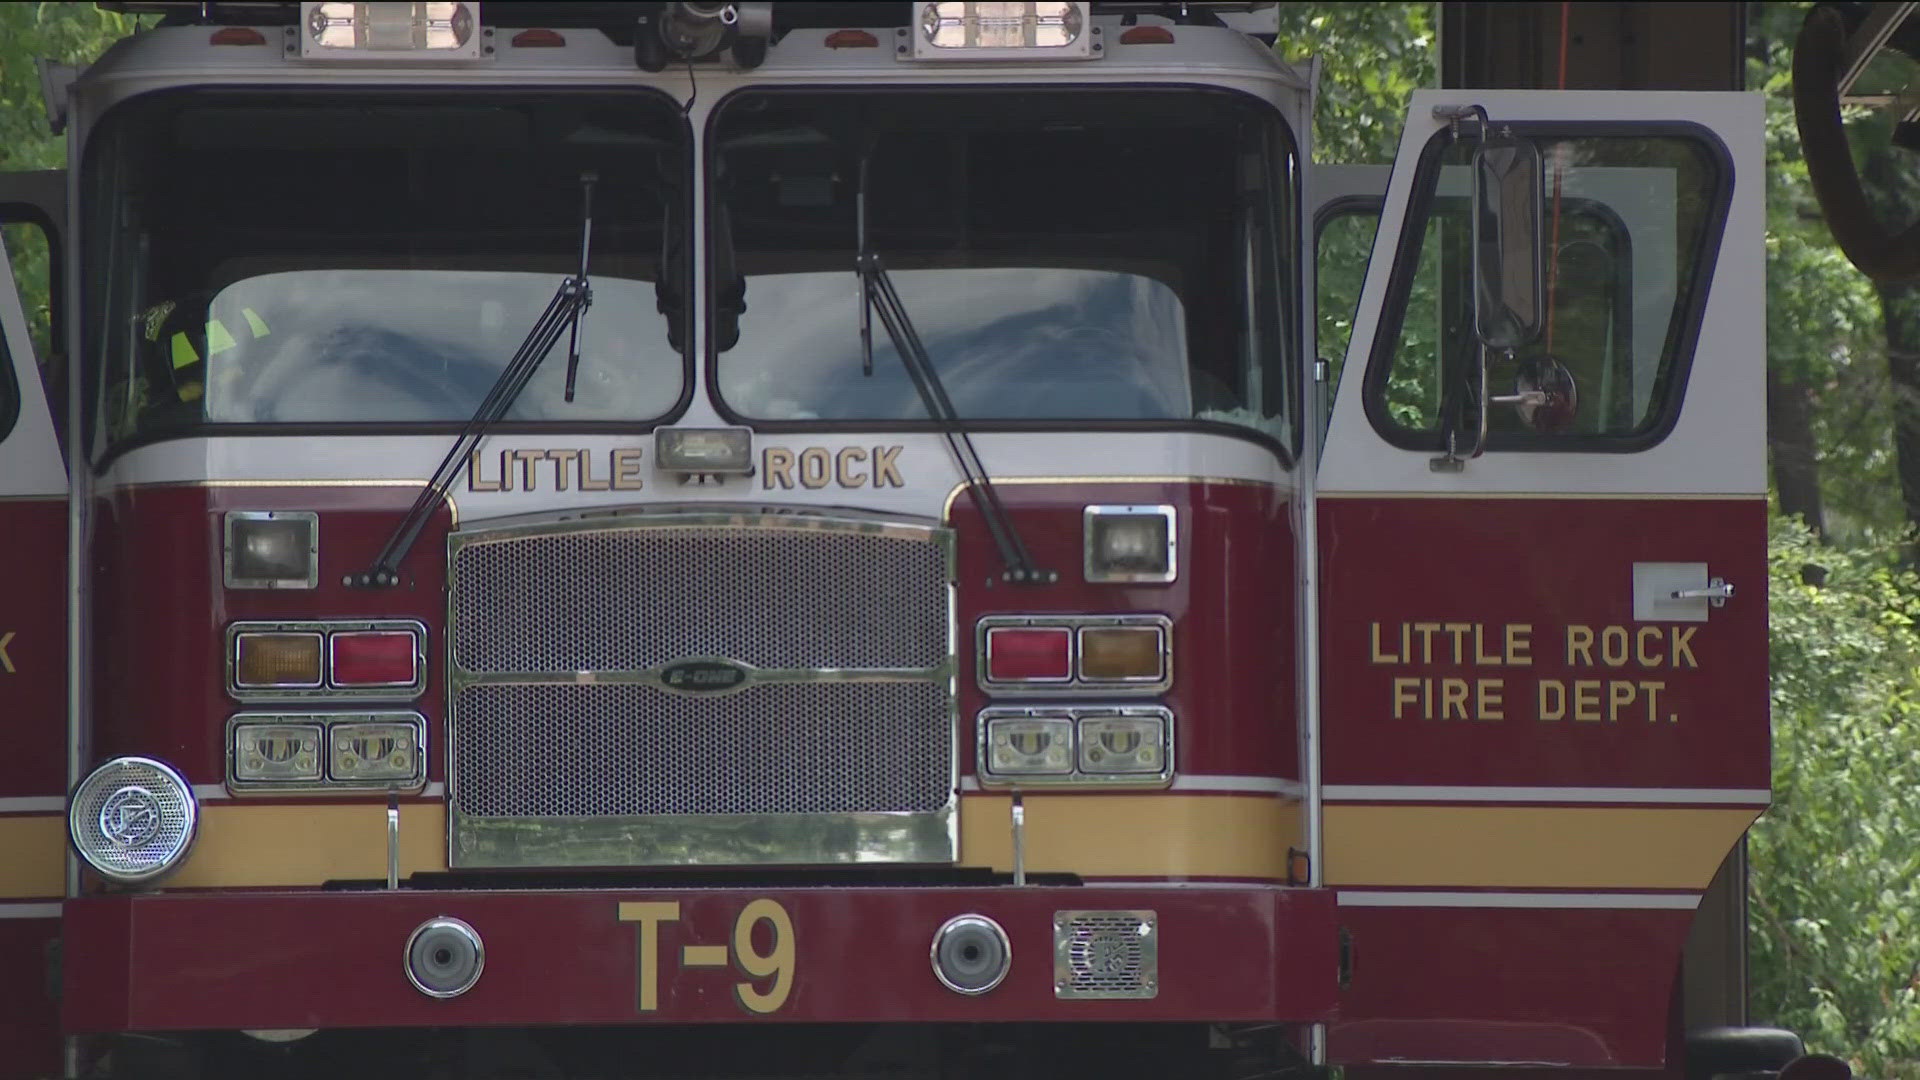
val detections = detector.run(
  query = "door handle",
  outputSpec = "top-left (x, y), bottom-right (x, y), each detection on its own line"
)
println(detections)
top-left (1670, 578), bottom-right (1733, 606)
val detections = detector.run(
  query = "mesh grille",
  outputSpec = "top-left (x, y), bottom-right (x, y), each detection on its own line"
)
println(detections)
top-left (451, 523), bottom-right (948, 674)
top-left (73, 760), bottom-right (195, 878)
top-left (1055, 910), bottom-right (1158, 1000)
top-left (453, 681), bottom-right (952, 818)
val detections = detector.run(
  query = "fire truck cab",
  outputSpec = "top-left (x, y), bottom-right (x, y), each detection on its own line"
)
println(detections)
top-left (0, 2), bottom-right (1789, 1078)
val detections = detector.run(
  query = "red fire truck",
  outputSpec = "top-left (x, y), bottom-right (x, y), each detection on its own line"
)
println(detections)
top-left (0, 2), bottom-right (1807, 1077)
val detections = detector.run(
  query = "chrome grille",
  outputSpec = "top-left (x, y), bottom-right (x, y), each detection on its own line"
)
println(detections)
top-left (1054, 910), bottom-right (1159, 1000)
top-left (446, 510), bottom-right (956, 869)
top-left (454, 681), bottom-right (951, 817)
top-left (451, 522), bottom-right (947, 674)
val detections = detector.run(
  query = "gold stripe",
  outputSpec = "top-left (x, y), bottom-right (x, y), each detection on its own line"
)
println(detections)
top-left (1316, 490), bottom-right (1766, 501)
top-left (167, 803), bottom-right (450, 888)
top-left (959, 794), bottom-right (1298, 880)
top-left (943, 474), bottom-right (1286, 521)
top-left (1321, 805), bottom-right (1757, 889)
top-left (0, 816), bottom-right (64, 898)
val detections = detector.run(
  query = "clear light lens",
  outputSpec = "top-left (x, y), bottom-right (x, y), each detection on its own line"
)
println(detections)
top-left (655, 427), bottom-right (754, 474)
top-left (330, 630), bottom-right (420, 687)
top-left (233, 723), bottom-right (324, 782)
top-left (921, 2), bottom-right (1084, 48)
top-left (330, 721), bottom-right (422, 783)
top-left (304, 2), bottom-right (477, 53)
top-left (985, 715), bottom-right (1074, 776)
top-left (227, 513), bottom-right (318, 588)
top-left (1078, 715), bottom-right (1166, 774)
top-left (985, 626), bottom-right (1073, 682)
top-left (1078, 626), bottom-right (1164, 681)
top-left (70, 757), bottom-right (198, 884)
top-left (1085, 507), bottom-right (1174, 583)
top-left (235, 632), bottom-right (325, 688)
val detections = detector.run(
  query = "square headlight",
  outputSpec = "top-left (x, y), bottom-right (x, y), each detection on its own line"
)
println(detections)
top-left (224, 511), bottom-right (318, 589)
top-left (232, 721), bottom-right (324, 784)
top-left (984, 715), bottom-right (1074, 778)
top-left (1078, 714), bottom-right (1168, 775)
top-left (329, 719), bottom-right (424, 786)
top-left (1084, 505), bottom-right (1175, 583)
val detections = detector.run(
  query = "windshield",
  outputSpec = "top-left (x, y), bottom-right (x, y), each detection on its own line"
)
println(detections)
top-left (83, 93), bottom-right (688, 454)
top-left (709, 88), bottom-right (1299, 447)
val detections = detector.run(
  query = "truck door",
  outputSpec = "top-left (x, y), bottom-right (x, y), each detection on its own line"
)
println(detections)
top-left (1315, 92), bottom-right (1763, 1067)
top-left (0, 174), bottom-right (68, 1078)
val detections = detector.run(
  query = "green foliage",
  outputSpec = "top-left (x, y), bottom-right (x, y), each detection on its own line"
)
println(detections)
top-left (1272, 2), bottom-right (1436, 166)
top-left (1753, 516), bottom-right (1920, 1077)
top-left (0, 2), bottom-right (142, 360)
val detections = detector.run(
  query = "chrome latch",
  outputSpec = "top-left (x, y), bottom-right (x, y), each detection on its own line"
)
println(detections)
top-left (1670, 578), bottom-right (1733, 608)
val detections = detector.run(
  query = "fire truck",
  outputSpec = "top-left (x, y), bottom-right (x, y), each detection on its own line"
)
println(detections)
top-left (0, 2), bottom-right (1808, 1077)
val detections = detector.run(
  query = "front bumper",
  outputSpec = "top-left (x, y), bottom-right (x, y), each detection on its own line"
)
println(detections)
top-left (64, 885), bottom-right (1337, 1032)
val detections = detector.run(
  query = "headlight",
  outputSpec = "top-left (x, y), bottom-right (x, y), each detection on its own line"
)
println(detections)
top-left (69, 757), bottom-right (198, 884)
top-left (1083, 506), bottom-right (1175, 583)
top-left (224, 511), bottom-right (318, 589)
top-left (330, 720), bottom-right (424, 785)
top-left (1078, 714), bottom-right (1167, 775)
top-left (983, 715), bottom-right (1074, 778)
top-left (232, 722), bottom-right (323, 784)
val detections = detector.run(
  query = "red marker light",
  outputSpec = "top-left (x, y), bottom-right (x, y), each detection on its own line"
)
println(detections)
top-left (1118, 26), bottom-right (1174, 44)
top-left (511, 28), bottom-right (565, 47)
top-left (330, 631), bottom-right (420, 687)
top-left (985, 627), bottom-right (1072, 682)
top-left (825, 29), bottom-right (879, 48)
top-left (210, 27), bottom-right (267, 45)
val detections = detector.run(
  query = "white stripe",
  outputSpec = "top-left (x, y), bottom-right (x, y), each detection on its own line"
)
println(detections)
top-left (0, 797), bottom-right (64, 813)
top-left (1321, 785), bottom-right (1769, 805)
top-left (193, 784), bottom-right (230, 802)
top-left (423, 781), bottom-right (446, 798)
top-left (0, 903), bottom-right (61, 919)
top-left (1337, 890), bottom-right (1700, 910)
top-left (1169, 775), bottom-right (1302, 796)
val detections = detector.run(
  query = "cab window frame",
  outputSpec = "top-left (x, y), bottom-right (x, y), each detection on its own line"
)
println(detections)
top-left (1359, 120), bottom-right (1733, 455)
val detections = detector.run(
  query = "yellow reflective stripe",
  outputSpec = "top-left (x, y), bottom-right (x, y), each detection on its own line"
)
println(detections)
top-left (205, 318), bottom-right (238, 356)
top-left (241, 308), bottom-right (270, 338)
top-left (170, 332), bottom-right (199, 370)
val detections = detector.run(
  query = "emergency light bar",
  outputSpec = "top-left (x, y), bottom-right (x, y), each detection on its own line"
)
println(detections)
top-left (909, 2), bottom-right (1098, 61)
top-left (298, 2), bottom-right (482, 60)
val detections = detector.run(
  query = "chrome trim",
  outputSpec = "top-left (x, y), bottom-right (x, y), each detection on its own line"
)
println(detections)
top-left (978, 705), bottom-right (1174, 788)
top-left (329, 629), bottom-right (423, 689)
top-left (404, 917), bottom-right (485, 1000)
top-left (930, 914), bottom-right (1013, 996)
top-left (452, 806), bottom-right (958, 869)
top-left (231, 630), bottom-right (325, 691)
top-left (224, 712), bottom-right (427, 795)
top-left (223, 510), bottom-right (319, 590)
top-left (1053, 909), bottom-right (1158, 1000)
top-left (68, 756), bottom-right (199, 885)
top-left (446, 506), bottom-right (958, 869)
top-left (976, 614), bottom-right (1172, 696)
top-left (1082, 504), bottom-right (1176, 584)
top-left (225, 620), bottom-right (428, 701)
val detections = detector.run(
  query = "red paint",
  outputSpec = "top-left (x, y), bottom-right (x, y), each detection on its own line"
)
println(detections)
top-left (1319, 498), bottom-right (1767, 791)
top-left (63, 885), bottom-right (1337, 1031)
top-left (89, 485), bottom-right (452, 785)
top-left (0, 498), bottom-right (65, 800)
top-left (1330, 904), bottom-right (1693, 1068)
top-left (0, 917), bottom-right (60, 1080)
top-left (952, 482), bottom-right (1298, 783)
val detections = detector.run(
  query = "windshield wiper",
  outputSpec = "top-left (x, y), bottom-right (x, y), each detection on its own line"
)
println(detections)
top-left (348, 172), bottom-right (599, 589)
top-left (854, 156), bottom-right (1053, 586)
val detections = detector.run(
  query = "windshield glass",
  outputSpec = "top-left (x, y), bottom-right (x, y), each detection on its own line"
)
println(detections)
top-left (83, 93), bottom-right (687, 454)
top-left (709, 88), bottom-right (1298, 446)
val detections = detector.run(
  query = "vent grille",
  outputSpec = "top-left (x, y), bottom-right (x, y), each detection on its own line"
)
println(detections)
top-left (1054, 910), bottom-right (1158, 1000)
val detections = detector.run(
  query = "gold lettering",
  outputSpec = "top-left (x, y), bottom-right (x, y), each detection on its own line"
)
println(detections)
top-left (548, 450), bottom-right (571, 492)
top-left (1371, 623), bottom-right (1401, 664)
top-left (1442, 623), bottom-right (1471, 664)
top-left (500, 449), bottom-right (516, 492)
top-left (762, 448), bottom-right (795, 490)
top-left (1440, 678), bottom-right (1470, 720)
top-left (1608, 680), bottom-right (1635, 722)
top-left (1565, 625), bottom-right (1594, 666)
top-left (578, 449), bottom-right (610, 491)
top-left (1476, 678), bottom-right (1504, 720)
top-left (1411, 623), bottom-right (1440, 664)
top-left (1600, 626), bottom-right (1629, 667)
top-left (617, 901), bottom-right (681, 1013)
top-left (1670, 626), bottom-right (1698, 669)
top-left (0, 631), bottom-right (13, 674)
top-left (1636, 626), bottom-right (1664, 666)
top-left (870, 445), bottom-right (904, 488)
top-left (513, 449), bottom-right (543, 491)
top-left (1505, 624), bottom-right (1532, 666)
top-left (1538, 679), bottom-right (1565, 721)
top-left (1392, 676), bottom-right (1421, 719)
top-left (1473, 625), bottom-right (1503, 666)
top-left (612, 448), bottom-right (645, 491)
top-left (1573, 679), bottom-right (1601, 721)
top-left (466, 449), bottom-right (501, 492)
top-left (798, 447), bottom-right (830, 489)
top-left (1639, 680), bottom-right (1670, 722)
top-left (835, 446), bottom-right (867, 487)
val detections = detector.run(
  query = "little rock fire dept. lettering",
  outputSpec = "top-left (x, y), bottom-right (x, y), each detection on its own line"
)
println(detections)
top-left (467, 448), bottom-right (646, 493)
top-left (761, 446), bottom-right (904, 490)
top-left (1369, 621), bottom-right (1700, 725)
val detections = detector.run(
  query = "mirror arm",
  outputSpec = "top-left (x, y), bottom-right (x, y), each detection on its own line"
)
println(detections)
top-left (1430, 346), bottom-right (1513, 474)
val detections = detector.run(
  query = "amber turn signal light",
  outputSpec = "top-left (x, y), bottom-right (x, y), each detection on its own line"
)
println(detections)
top-left (234, 632), bottom-right (324, 688)
top-left (1078, 626), bottom-right (1164, 682)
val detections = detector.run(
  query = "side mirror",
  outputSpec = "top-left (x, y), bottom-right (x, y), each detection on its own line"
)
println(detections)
top-left (1470, 134), bottom-right (1544, 350)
